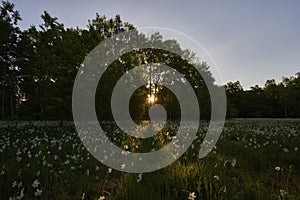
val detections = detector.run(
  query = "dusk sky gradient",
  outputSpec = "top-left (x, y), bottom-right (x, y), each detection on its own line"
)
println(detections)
top-left (11, 0), bottom-right (300, 89)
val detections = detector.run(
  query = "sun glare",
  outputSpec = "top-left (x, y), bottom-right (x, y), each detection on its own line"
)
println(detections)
top-left (148, 95), bottom-right (156, 104)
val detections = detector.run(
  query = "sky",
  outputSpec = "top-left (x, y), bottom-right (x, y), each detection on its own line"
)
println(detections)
top-left (10, 0), bottom-right (300, 89)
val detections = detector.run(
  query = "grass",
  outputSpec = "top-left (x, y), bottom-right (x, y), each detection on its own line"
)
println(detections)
top-left (0, 119), bottom-right (299, 199)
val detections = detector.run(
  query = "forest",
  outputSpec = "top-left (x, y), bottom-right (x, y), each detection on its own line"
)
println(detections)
top-left (1, 1), bottom-right (299, 121)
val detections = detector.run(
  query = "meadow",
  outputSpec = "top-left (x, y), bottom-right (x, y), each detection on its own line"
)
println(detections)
top-left (0, 119), bottom-right (299, 200)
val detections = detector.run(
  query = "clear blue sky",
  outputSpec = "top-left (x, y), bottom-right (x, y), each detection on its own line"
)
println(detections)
top-left (11, 0), bottom-right (300, 89)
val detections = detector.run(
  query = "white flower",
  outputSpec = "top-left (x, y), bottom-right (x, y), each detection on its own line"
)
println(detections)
top-left (42, 160), bottom-right (47, 166)
top-left (16, 188), bottom-right (24, 200)
top-left (18, 181), bottom-right (22, 188)
top-left (12, 181), bottom-right (17, 188)
top-left (0, 166), bottom-right (5, 175)
top-left (275, 166), bottom-right (281, 171)
top-left (188, 192), bottom-right (196, 200)
top-left (107, 168), bottom-right (112, 174)
top-left (121, 164), bottom-right (125, 169)
top-left (34, 188), bottom-right (42, 196)
top-left (98, 196), bottom-right (105, 200)
top-left (213, 175), bottom-right (220, 181)
top-left (231, 158), bottom-right (237, 168)
top-left (32, 179), bottom-right (40, 188)
top-left (137, 173), bottom-right (143, 183)
top-left (280, 189), bottom-right (287, 196)
top-left (16, 149), bottom-right (21, 155)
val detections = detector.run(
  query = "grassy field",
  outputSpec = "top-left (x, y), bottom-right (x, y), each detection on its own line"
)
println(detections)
top-left (0, 119), bottom-right (299, 200)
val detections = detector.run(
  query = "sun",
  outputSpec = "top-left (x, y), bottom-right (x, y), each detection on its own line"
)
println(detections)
top-left (148, 95), bottom-right (156, 104)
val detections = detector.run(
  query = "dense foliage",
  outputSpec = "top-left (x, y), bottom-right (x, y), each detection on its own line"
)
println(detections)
top-left (225, 75), bottom-right (300, 118)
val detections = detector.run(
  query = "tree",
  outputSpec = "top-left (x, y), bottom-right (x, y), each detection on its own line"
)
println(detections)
top-left (225, 81), bottom-right (243, 117)
top-left (0, 1), bottom-right (21, 119)
top-left (279, 73), bottom-right (300, 117)
top-left (263, 79), bottom-right (282, 117)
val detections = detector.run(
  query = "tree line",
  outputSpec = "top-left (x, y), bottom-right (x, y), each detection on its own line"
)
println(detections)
top-left (225, 75), bottom-right (300, 118)
top-left (0, 1), bottom-right (299, 121)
